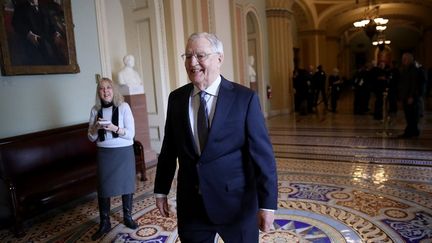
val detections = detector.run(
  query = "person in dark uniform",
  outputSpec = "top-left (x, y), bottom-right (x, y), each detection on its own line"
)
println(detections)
top-left (353, 65), bottom-right (369, 114)
top-left (313, 65), bottom-right (327, 109)
top-left (88, 77), bottom-right (139, 240)
top-left (328, 68), bottom-right (342, 112)
top-left (294, 68), bottom-right (310, 115)
top-left (305, 65), bottom-right (316, 113)
top-left (293, 68), bottom-right (302, 112)
top-left (373, 62), bottom-right (389, 120)
top-left (397, 53), bottom-right (425, 138)
top-left (388, 61), bottom-right (400, 114)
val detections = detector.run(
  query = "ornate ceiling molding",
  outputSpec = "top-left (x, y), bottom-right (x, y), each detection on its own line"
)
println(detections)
top-left (266, 8), bottom-right (293, 19)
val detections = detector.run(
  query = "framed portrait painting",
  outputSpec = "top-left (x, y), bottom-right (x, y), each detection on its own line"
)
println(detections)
top-left (0, 0), bottom-right (79, 75)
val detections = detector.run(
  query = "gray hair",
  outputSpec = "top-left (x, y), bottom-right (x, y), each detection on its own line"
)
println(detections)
top-left (188, 32), bottom-right (224, 54)
top-left (94, 77), bottom-right (124, 110)
top-left (402, 52), bottom-right (414, 63)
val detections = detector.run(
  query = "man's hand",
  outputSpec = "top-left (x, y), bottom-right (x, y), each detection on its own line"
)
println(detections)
top-left (258, 210), bottom-right (275, 232)
top-left (27, 31), bottom-right (40, 46)
top-left (155, 197), bottom-right (170, 217)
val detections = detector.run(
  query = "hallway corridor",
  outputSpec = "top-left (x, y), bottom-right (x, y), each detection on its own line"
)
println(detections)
top-left (264, 103), bottom-right (432, 242)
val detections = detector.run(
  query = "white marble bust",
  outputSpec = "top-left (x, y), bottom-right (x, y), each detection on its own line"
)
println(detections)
top-left (248, 55), bottom-right (257, 83)
top-left (117, 55), bottom-right (144, 95)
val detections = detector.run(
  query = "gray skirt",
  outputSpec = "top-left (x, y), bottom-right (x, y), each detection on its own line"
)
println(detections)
top-left (97, 146), bottom-right (136, 197)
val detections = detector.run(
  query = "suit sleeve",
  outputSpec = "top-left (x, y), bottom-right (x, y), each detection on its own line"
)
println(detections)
top-left (246, 93), bottom-right (278, 210)
top-left (154, 93), bottom-right (178, 195)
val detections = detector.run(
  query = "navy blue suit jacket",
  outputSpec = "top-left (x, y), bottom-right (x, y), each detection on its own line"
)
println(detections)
top-left (154, 76), bottom-right (278, 225)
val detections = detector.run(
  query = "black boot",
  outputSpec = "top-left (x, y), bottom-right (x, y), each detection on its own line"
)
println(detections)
top-left (91, 197), bottom-right (111, 241)
top-left (122, 194), bottom-right (139, 229)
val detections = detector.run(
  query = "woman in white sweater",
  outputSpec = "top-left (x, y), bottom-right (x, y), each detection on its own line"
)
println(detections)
top-left (88, 77), bottom-right (138, 240)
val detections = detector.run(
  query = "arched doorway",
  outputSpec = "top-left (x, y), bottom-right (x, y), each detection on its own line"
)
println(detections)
top-left (245, 9), bottom-right (265, 106)
top-left (246, 11), bottom-right (258, 92)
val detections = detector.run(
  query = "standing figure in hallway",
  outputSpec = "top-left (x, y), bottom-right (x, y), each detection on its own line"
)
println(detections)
top-left (293, 68), bottom-right (303, 113)
top-left (328, 68), bottom-right (342, 112)
top-left (387, 61), bottom-right (400, 115)
top-left (397, 53), bottom-right (425, 138)
top-left (373, 62), bottom-right (389, 120)
top-left (353, 65), bottom-right (368, 114)
top-left (154, 32), bottom-right (278, 243)
top-left (313, 65), bottom-right (327, 109)
top-left (88, 78), bottom-right (139, 240)
top-left (305, 65), bottom-right (316, 113)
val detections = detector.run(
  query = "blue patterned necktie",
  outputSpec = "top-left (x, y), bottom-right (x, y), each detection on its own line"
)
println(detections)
top-left (197, 91), bottom-right (209, 152)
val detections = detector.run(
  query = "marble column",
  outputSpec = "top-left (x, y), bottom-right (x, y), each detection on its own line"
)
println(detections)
top-left (266, 4), bottom-right (295, 115)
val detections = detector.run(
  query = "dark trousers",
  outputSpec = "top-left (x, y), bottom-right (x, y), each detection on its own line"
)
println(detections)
top-left (354, 88), bottom-right (369, 114)
top-left (178, 194), bottom-right (259, 243)
top-left (374, 91), bottom-right (384, 119)
top-left (388, 88), bottom-right (398, 113)
top-left (403, 99), bottom-right (420, 136)
top-left (314, 86), bottom-right (327, 106)
top-left (330, 87), bottom-right (340, 111)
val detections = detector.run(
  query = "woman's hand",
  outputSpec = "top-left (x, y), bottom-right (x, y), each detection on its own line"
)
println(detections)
top-left (89, 119), bottom-right (102, 134)
top-left (99, 121), bottom-right (123, 135)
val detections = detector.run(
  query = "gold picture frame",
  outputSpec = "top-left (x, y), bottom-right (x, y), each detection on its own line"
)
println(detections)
top-left (0, 0), bottom-right (79, 75)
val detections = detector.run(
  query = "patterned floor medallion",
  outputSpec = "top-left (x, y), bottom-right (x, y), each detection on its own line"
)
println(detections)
top-left (0, 104), bottom-right (431, 242)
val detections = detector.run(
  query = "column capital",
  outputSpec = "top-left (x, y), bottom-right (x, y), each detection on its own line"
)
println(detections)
top-left (266, 0), bottom-right (295, 10)
top-left (266, 8), bottom-right (293, 18)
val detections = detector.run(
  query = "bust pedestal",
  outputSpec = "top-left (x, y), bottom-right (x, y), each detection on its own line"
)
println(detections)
top-left (123, 90), bottom-right (157, 180)
top-left (119, 84), bottom-right (144, 95)
top-left (250, 81), bottom-right (257, 91)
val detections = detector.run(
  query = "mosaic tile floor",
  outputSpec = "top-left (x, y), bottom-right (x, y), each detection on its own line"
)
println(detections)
top-left (0, 101), bottom-right (431, 242)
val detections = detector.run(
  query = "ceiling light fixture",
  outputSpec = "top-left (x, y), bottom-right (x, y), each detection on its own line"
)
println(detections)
top-left (353, 2), bottom-right (389, 39)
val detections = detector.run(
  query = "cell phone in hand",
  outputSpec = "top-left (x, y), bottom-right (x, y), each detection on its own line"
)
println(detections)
top-left (98, 120), bottom-right (111, 125)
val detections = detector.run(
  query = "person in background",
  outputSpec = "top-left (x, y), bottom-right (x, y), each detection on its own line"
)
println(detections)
top-left (305, 65), bottom-right (316, 113)
top-left (387, 61), bottom-right (400, 115)
top-left (415, 61), bottom-right (427, 117)
top-left (397, 53), bottom-right (425, 138)
top-left (293, 67), bottom-right (310, 115)
top-left (153, 32), bottom-right (278, 243)
top-left (313, 65), bottom-right (327, 109)
top-left (353, 65), bottom-right (367, 114)
top-left (328, 68), bottom-right (343, 112)
top-left (293, 68), bottom-right (302, 112)
top-left (88, 78), bottom-right (139, 240)
top-left (373, 61), bottom-right (389, 120)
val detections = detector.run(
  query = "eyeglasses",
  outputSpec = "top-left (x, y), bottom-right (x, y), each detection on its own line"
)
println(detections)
top-left (181, 52), bottom-right (217, 62)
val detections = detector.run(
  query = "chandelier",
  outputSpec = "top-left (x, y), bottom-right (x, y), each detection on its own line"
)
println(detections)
top-left (372, 33), bottom-right (391, 51)
top-left (353, 4), bottom-right (389, 40)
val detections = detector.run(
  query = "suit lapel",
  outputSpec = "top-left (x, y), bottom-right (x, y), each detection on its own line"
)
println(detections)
top-left (180, 84), bottom-right (200, 157)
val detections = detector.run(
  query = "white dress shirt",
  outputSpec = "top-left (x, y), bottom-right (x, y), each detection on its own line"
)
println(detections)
top-left (189, 76), bottom-right (221, 154)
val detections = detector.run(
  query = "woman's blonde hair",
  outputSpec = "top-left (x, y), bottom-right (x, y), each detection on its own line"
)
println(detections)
top-left (94, 77), bottom-right (124, 110)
